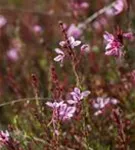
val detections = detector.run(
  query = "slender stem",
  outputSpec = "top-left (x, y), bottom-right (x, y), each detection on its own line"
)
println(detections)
top-left (0, 97), bottom-right (49, 108)
top-left (72, 62), bottom-right (81, 88)
top-left (78, 1), bottom-right (116, 30)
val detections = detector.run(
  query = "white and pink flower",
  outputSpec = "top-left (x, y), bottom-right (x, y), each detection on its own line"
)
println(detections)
top-left (59, 36), bottom-right (81, 49)
top-left (67, 87), bottom-right (90, 104)
top-left (46, 101), bottom-right (76, 121)
top-left (54, 48), bottom-right (65, 66)
top-left (67, 24), bottom-right (82, 39)
top-left (92, 97), bottom-right (118, 116)
top-left (103, 31), bottom-right (123, 58)
top-left (0, 130), bottom-right (9, 143)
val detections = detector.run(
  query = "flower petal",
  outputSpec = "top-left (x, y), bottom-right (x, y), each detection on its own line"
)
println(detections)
top-left (68, 36), bottom-right (75, 44)
top-left (46, 102), bottom-right (53, 108)
top-left (74, 87), bottom-right (80, 94)
top-left (81, 91), bottom-right (91, 98)
top-left (55, 48), bottom-right (64, 54)
top-left (54, 55), bottom-right (63, 62)
top-left (59, 41), bottom-right (66, 47)
top-left (103, 32), bottom-right (114, 42)
top-left (67, 99), bottom-right (77, 104)
top-left (73, 40), bottom-right (81, 47)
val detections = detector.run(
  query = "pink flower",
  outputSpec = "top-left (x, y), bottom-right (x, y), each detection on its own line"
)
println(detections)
top-left (123, 32), bottom-right (135, 41)
top-left (80, 2), bottom-right (89, 9)
top-left (92, 97), bottom-right (118, 116)
top-left (59, 36), bottom-right (81, 49)
top-left (58, 103), bottom-right (76, 121)
top-left (33, 25), bottom-right (43, 34)
top-left (46, 101), bottom-right (76, 121)
top-left (54, 48), bottom-right (65, 66)
top-left (0, 15), bottom-right (7, 28)
top-left (46, 101), bottom-right (64, 109)
top-left (68, 87), bottom-right (90, 104)
top-left (103, 31), bottom-right (123, 58)
top-left (67, 24), bottom-right (82, 39)
top-left (106, 0), bottom-right (124, 16)
top-left (0, 130), bottom-right (9, 143)
top-left (7, 48), bottom-right (19, 61)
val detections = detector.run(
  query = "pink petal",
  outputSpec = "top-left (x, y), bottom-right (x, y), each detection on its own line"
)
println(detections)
top-left (55, 48), bottom-right (64, 55)
top-left (73, 40), bottom-right (81, 47)
top-left (46, 102), bottom-right (53, 108)
top-left (67, 100), bottom-right (77, 104)
top-left (105, 50), bottom-right (114, 56)
top-left (68, 36), bottom-right (75, 44)
top-left (59, 41), bottom-right (66, 47)
top-left (74, 87), bottom-right (80, 94)
top-left (105, 43), bottom-right (112, 50)
top-left (81, 91), bottom-right (91, 98)
top-left (123, 32), bottom-right (134, 40)
top-left (54, 55), bottom-right (63, 62)
top-left (94, 110), bottom-right (102, 116)
top-left (103, 32), bottom-right (114, 42)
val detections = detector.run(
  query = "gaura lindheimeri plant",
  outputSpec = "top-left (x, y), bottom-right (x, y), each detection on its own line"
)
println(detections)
top-left (54, 48), bottom-right (65, 66)
top-left (92, 97), bottom-right (118, 116)
top-left (46, 101), bottom-right (76, 121)
top-left (67, 87), bottom-right (90, 104)
top-left (59, 36), bottom-right (81, 49)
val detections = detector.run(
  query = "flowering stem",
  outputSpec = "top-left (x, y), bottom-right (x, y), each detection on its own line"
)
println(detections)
top-left (0, 97), bottom-right (48, 108)
top-left (59, 21), bottom-right (81, 88)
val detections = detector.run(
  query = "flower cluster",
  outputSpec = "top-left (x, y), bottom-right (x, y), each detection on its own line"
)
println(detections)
top-left (46, 87), bottom-right (90, 121)
top-left (67, 87), bottom-right (90, 104)
top-left (103, 30), bottom-right (134, 58)
top-left (54, 36), bottom-right (81, 66)
top-left (103, 31), bottom-right (123, 58)
top-left (46, 101), bottom-right (76, 121)
top-left (92, 97), bottom-right (118, 116)
top-left (59, 36), bottom-right (81, 49)
top-left (54, 48), bottom-right (65, 66)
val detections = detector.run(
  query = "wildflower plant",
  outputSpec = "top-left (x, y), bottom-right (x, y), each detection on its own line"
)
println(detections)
top-left (0, 0), bottom-right (135, 150)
